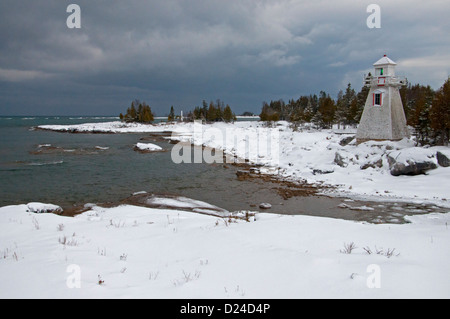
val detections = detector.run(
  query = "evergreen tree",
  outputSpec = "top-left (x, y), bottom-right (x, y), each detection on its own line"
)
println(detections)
top-left (303, 99), bottom-right (314, 123)
top-left (207, 102), bottom-right (216, 122)
top-left (129, 102), bottom-right (137, 120)
top-left (121, 100), bottom-right (154, 123)
top-left (168, 106), bottom-right (175, 121)
top-left (352, 85), bottom-right (369, 125)
top-left (430, 78), bottom-right (450, 145)
top-left (408, 85), bottom-right (434, 145)
top-left (318, 93), bottom-right (335, 128)
top-left (311, 111), bottom-right (325, 129)
top-left (223, 104), bottom-right (234, 122)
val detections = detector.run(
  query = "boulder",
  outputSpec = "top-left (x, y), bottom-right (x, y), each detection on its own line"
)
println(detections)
top-left (312, 168), bottom-right (334, 175)
top-left (27, 203), bottom-right (63, 214)
top-left (387, 148), bottom-right (437, 176)
top-left (436, 151), bottom-right (450, 167)
top-left (334, 152), bottom-right (347, 167)
top-left (339, 136), bottom-right (354, 146)
top-left (360, 158), bottom-right (383, 170)
top-left (259, 203), bottom-right (272, 209)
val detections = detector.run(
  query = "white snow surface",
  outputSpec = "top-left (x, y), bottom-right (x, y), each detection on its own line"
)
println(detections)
top-left (134, 142), bottom-right (163, 151)
top-left (0, 204), bottom-right (449, 299)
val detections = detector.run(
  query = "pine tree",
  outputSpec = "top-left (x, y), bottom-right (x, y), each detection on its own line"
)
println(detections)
top-left (168, 106), bottom-right (175, 121)
top-left (207, 102), bottom-right (216, 122)
top-left (430, 78), bottom-right (450, 145)
top-left (318, 93), bottom-right (335, 128)
top-left (409, 85), bottom-right (434, 145)
top-left (223, 104), bottom-right (234, 123)
top-left (303, 99), bottom-right (314, 122)
top-left (129, 102), bottom-right (137, 120)
top-left (311, 111), bottom-right (325, 129)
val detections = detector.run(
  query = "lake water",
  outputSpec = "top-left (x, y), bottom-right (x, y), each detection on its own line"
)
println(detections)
top-left (0, 116), bottom-right (446, 223)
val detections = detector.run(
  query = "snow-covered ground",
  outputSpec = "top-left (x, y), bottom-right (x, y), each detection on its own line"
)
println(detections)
top-left (1, 203), bottom-right (449, 298)
top-left (38, 120), bottom-right (450, 207)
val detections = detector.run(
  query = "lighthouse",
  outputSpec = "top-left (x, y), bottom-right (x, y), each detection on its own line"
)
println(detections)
top-left (356, 55), bottom-right (410, 144)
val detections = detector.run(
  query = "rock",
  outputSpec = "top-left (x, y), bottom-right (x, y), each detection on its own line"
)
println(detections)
top-left (312, 168), bottom-right (334, 175)
top-left (259, 203), bottom-right (272, 209)
top-left (387, 148), bottom-right (437, 176)
top-left (26, 203), bottom-right (63, 214)
top-left (134, 143), bottom-right (164, 153)
top-left (360, 158), bottom-right (383, 170)
top-left (334, 152), bottom-right (347, 167)
top-left (339, 136), bottom-right (354, 146)
top-left (437, 151), bottom-right (450, 167)
top-left (236, 170), bottom-right (251, 180)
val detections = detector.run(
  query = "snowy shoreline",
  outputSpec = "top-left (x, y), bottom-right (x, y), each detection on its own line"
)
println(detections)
top-left (36, 120), bottom-right (450, 208)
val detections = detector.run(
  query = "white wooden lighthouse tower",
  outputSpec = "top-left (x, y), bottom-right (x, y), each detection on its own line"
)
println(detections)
top-left (356, 55), bottom-right (410, 144)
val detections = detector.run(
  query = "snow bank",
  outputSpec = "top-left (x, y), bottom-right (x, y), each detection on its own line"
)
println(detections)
top-left (0, 203), bottom-right (448, 298)
top-left (145, 195), bottom-right (229, 216)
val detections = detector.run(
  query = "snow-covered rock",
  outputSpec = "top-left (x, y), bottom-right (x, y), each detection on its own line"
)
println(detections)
top-left (387, 148), bottom-right (438, 176)
top-left (134, 142), bottom-right (163, 153)
top-left (259, 203), bottom-right (272, 209)
top-left (26, 202), bottom-right (62, 214)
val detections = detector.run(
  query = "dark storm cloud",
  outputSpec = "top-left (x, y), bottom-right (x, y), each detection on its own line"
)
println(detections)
top-left (0, 0), bottom-right (449, 116)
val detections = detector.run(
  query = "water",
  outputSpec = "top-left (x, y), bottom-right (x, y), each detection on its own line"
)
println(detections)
top-left (0, 116), bottom-right (446, 224)
top-left (0, 116), bottom-right (245, 208)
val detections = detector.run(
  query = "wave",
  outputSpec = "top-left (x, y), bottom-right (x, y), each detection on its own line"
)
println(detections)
top-left (95, 146), bottom-right (110, 150)
top-left (27, 160), bottom-right (64, 166)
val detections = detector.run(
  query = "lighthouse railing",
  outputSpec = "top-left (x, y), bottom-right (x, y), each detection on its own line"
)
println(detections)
top-left (364, 75), bottom-right (407, 87)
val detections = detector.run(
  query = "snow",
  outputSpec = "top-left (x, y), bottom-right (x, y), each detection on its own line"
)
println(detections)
top-left (387, 147), bottom-right (436, 165)
top-left (134, 142), bottom-right (163, 152)
top-left (145, 195), bottom-right (229, 216)
top-left (0, 203), bottom-right (449, 298)
top-left (373, 56), bottom-right (397, 66)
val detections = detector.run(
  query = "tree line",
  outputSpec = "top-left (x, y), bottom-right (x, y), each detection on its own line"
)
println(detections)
top-left (401, 78), bottom-right (449, 146)
top-left (189, 99), bottom-right (236, 122)
top-left (259, 78), bottom-right (450, 146)
top-left (119, 98), bottom-right (237, 124)
top-left (119, 100), bottom-right (154, 123)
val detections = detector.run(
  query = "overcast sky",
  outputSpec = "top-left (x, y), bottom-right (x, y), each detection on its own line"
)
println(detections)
top-left (0, 0), bottom-right (449, 116)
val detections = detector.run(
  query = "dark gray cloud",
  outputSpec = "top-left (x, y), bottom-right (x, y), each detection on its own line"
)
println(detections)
top-left (0, 0), bottom-right (449, 116)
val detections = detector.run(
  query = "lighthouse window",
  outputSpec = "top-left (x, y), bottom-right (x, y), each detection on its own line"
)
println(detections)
top-left (374, 93), bottom-right (381, 106)
top-left (380, 68), bottom-right (384, 75)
